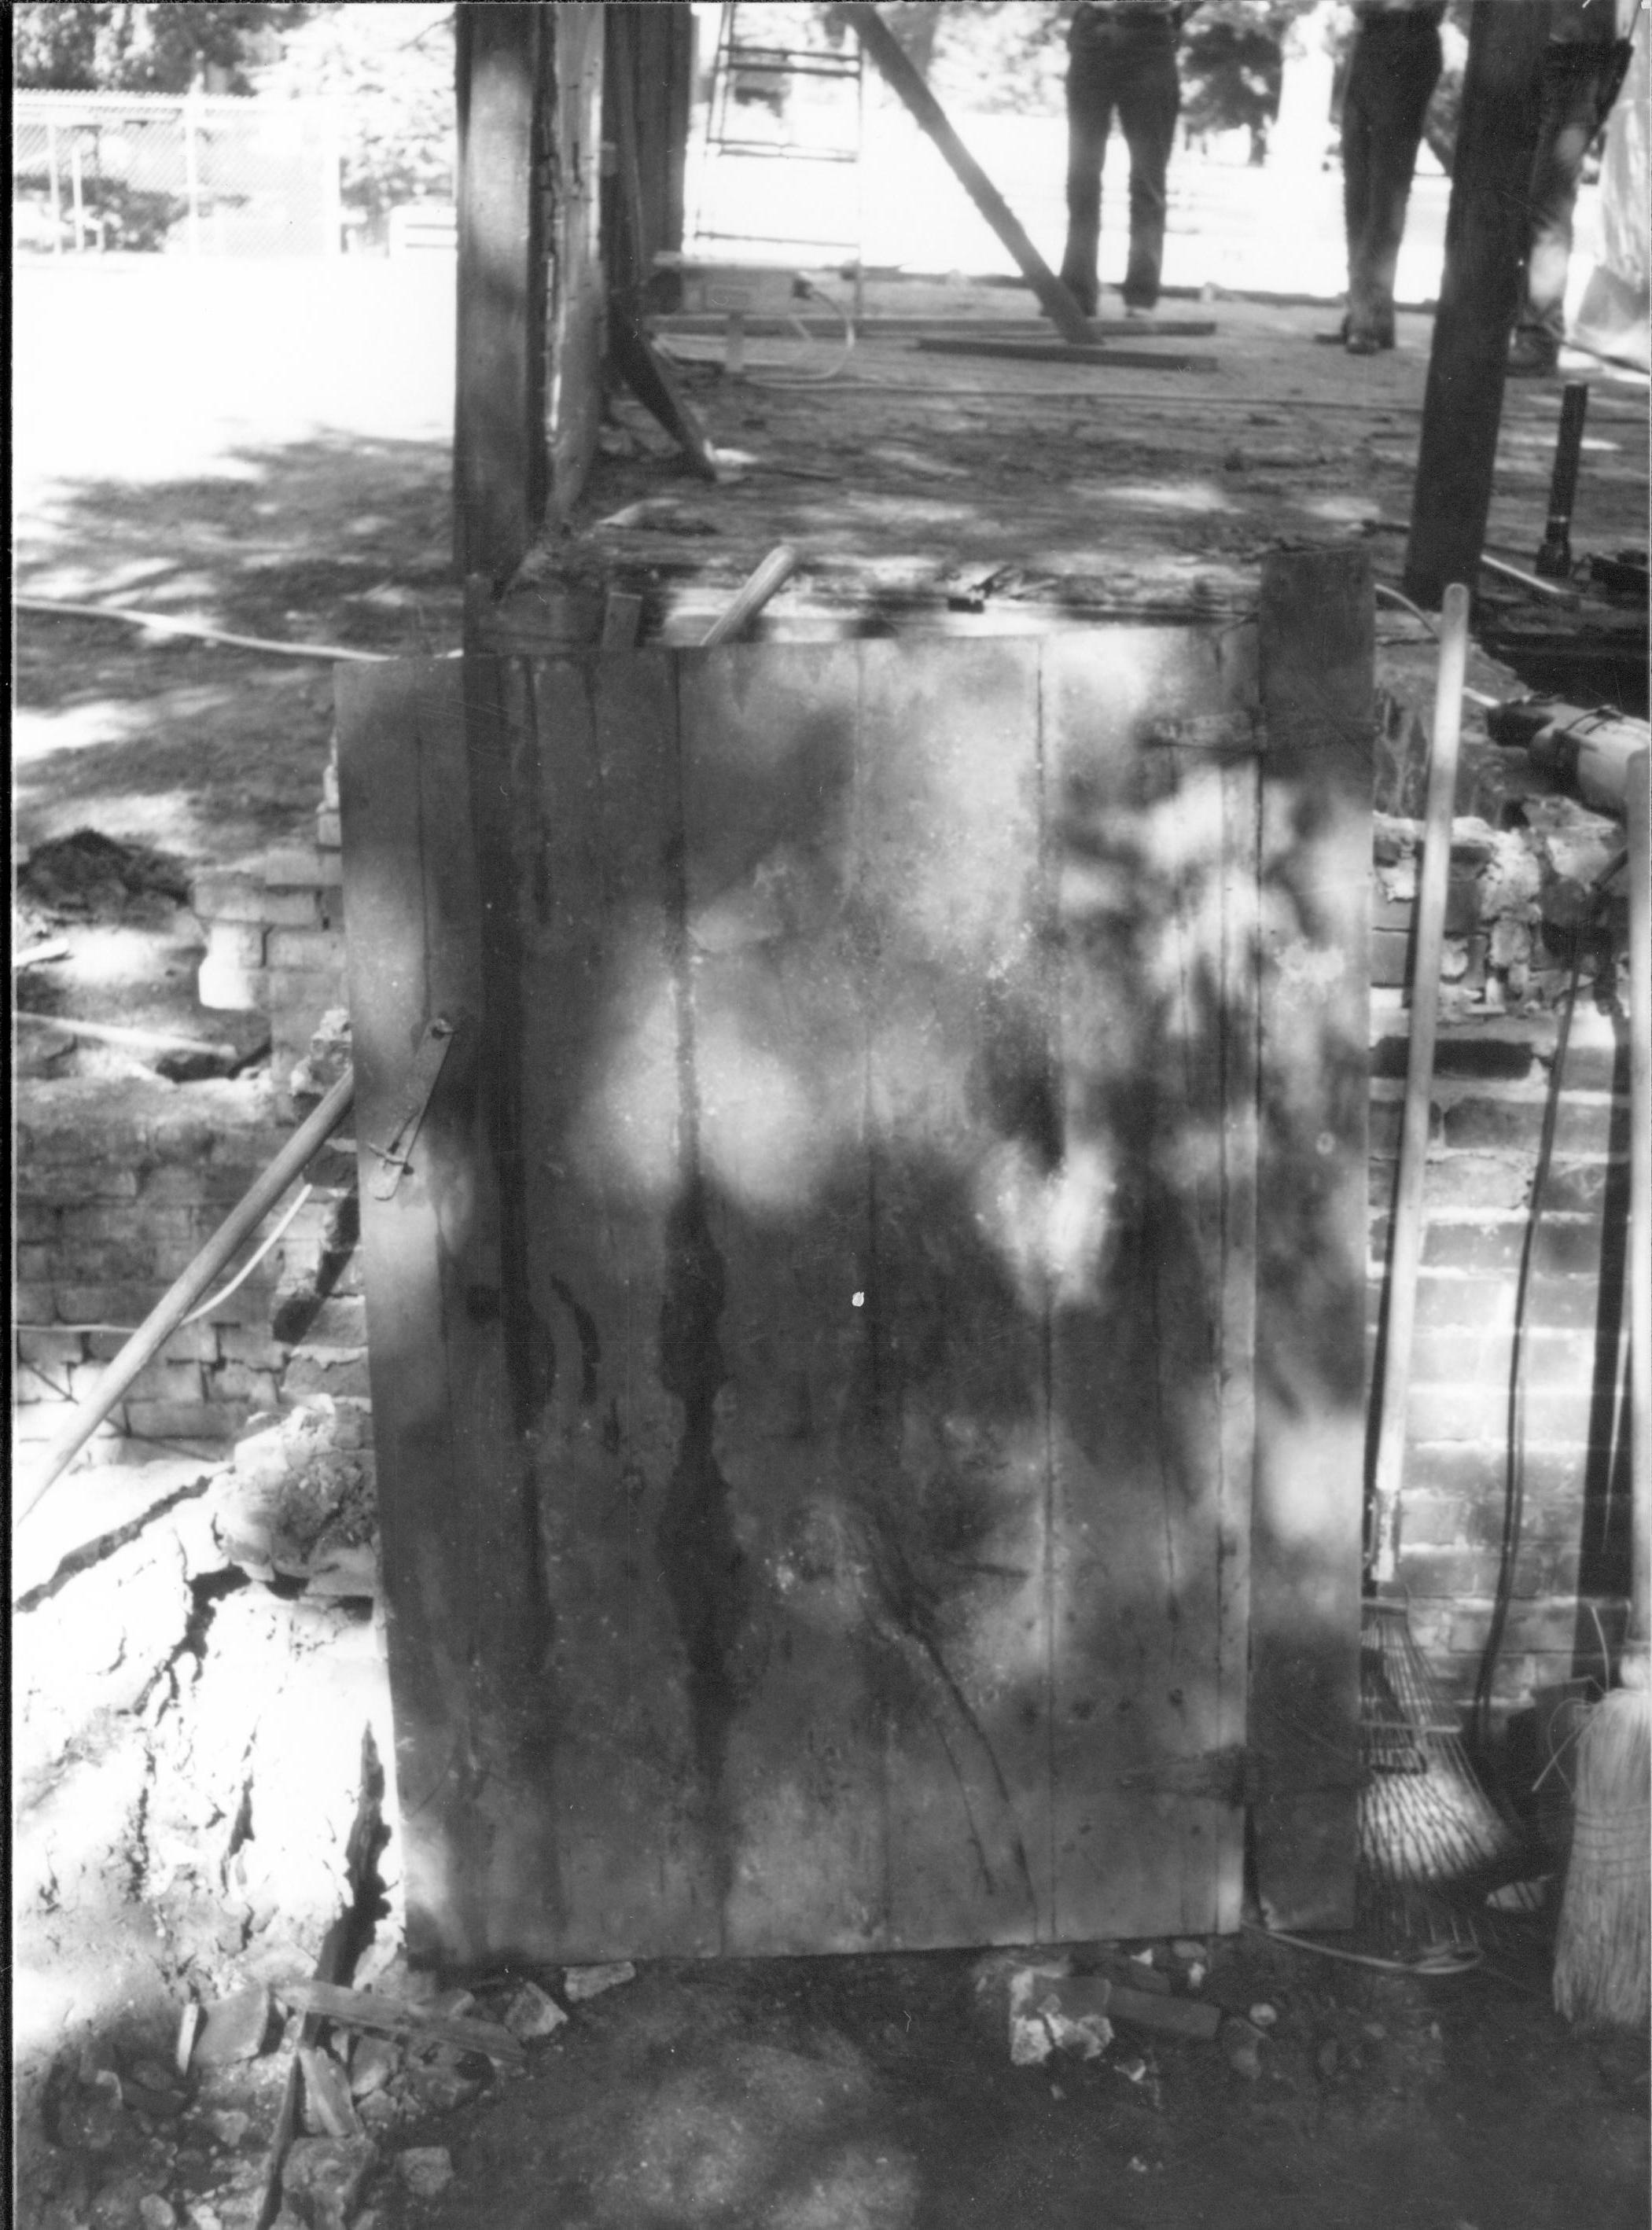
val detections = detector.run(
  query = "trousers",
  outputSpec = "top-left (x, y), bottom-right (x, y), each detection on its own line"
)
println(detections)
top-left (1341, 14), bottom-right (1443, 345)
top-left (1061, 21), bottom-right (1180, 313)
top-left (1519, 41), bottom-right (1624, 348)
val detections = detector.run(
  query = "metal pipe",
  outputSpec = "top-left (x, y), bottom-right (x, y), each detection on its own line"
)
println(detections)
top-left (1478, 550), bottom-right (1580, 603)
top-left (1624, 749), bottom-right (1650, 1666)
top-left (16, 1068), bottom-right (356, 1525)
top-left (1535, 381), bottom-right (1589, 579)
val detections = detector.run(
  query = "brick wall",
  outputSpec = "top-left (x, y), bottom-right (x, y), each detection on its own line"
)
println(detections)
top-left (14, 752), bottom-right (366, 1474)
top-left (1365, 767), bottom-right (1632, 1724)
top-left (1369, 1004), bottom-right (1631, 1720)
top-left (195, 751), bottom-right (347, 1106)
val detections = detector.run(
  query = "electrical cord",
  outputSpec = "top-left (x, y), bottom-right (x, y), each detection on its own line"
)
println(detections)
top-left (1242, 1921), bottom-right (1481, 1976)
top-left (657, 276), bottom-right (857, 387)
top-left (16, 594), bottom-right (393, 664)
top-left (1472, 851), bottom-right (1628, 1754)
top-left (1372, 584), bottom-right (1501, 708)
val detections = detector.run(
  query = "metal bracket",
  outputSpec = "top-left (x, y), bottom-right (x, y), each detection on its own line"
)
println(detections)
top-left (367, 1016), bottom-right (455, 1200)
top-left (1140, 712), bottom-right (1264, 756)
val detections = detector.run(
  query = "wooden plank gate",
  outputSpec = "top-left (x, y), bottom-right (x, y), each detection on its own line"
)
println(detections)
top-left (338, 550), bottom-right (1372, 1965)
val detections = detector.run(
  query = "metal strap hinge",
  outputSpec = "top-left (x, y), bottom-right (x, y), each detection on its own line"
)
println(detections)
top-left (368, 1016), bottom-right (455, 1200)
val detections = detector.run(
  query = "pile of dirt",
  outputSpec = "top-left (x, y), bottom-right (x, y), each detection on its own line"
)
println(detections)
top-left (15, 829), bottom-right (268, 1084)
top-left (19, 828), bottom-right (193, 920)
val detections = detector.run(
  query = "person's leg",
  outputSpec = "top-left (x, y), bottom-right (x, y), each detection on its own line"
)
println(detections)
top-left (1514, 46), bottom-right (1613, 370)
top-left (1341, 36), bottom-right (1379, 346)
top-left (1115, 31), bottom-right (1179, 311)
top-left (1355, 18), bottom-right (1443, 349)
top-left (1061, 39), bottom-right (1115, 316)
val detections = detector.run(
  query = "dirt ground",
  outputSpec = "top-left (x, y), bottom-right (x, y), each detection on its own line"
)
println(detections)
top-left (14, 276), bottom-right (1648, 880)
top-left (13, 263), bottom-right (1649, 2230)
top-left (21, 1928), bottom-right (1650, 2230)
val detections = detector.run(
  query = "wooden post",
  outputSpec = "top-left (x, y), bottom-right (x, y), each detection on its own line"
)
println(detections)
top-left (46, 118), bottom-right (61, 254)
top-left (454, 3), bottom-right (550, 585)
top-left (839, 2), bottom-right (1093, 345)
top-left (183, 91), bottom-right (202, 258)
top-left (1249, 544), bottom-right (1374, 1931)
top-left (1403, 0), bottom-right (1548, 611)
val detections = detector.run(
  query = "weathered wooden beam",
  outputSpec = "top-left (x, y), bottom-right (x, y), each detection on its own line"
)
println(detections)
top-left (839, 4), bottom-right (1093, 346)
top-left (1403, 0), bottom-right (1548, 611)
top-left (1249, 543), bottom-right (1373, 1932)
top-left (454, 4), bottom-right (550, 583)
top-left (545, 4), bottom-right (607, 526)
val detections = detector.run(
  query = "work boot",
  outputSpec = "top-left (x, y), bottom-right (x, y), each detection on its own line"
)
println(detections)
top-left (1345, 311), bottom-right (1395, 354)
top-left (1508, 332), bottom-right (1560, 378)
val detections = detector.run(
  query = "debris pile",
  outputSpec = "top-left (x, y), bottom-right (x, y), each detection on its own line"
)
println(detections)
top-left (212, 1403), bottom-right (377, 1599)
top-left (26, 1950), bottom-right (635, 2230)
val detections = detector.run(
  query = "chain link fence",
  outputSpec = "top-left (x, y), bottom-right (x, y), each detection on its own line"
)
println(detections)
top-left (13, 91), bottom-right (351, 257)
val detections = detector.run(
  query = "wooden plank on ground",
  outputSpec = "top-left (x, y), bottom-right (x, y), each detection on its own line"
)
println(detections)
top-left (1249, 546), bottom-right (1373, 1930)
top-left (916, 338), bottom-right (1217, 374)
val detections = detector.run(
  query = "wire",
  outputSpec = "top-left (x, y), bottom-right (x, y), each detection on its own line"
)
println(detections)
top-left (1472, 854), bottom-right (1621, 1753)
top-left (178, 1180), bottom-right (316, 1323)
top-left (657, 278), bottom-right (857, 388)
top-left (1242, 1921), bottom-right (1481, 1976)
top-left (15, 594), bottom-right (392, 664)
top-left (1374, 583), bottom-right (1438, 638)
top-left (1372, 585), bottom-right (1503, 708)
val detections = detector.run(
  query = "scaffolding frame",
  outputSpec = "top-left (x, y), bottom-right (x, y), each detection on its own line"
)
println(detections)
top-left (691, 0), bottom-right (864, 285)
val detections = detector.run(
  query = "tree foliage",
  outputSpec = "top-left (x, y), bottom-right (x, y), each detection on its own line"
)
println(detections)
top-left (11, 3), bottom-right (306, 94)
top-left (251, 3), bottom-right (454, 226)
top-left (819, 0), bottom-right (1327, 127)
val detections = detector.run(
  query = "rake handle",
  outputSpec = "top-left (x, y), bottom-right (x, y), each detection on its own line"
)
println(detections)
top-left (1370, 583), bottom-right (1471, 1587)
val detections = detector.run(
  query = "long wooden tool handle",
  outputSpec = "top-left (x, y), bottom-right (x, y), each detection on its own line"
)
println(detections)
top-left (839, 4), bottom-right (1093, 347)
top-left (1370, 582), bottom-right (1471, 1586)
top-left (699, 546), bottom-right (797, 646)
top-left (1625, 749), bottom-right (1651, 1661)
top-left (17, 1069), bottom-right (357, 1525)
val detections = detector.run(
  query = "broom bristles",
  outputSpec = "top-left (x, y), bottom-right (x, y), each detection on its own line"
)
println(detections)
top-left (1553, 1684), bottom-right (1652, 2029)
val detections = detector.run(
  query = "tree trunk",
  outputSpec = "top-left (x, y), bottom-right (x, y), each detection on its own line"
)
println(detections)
top-left (1403, 0), bottom-right (1547, 612)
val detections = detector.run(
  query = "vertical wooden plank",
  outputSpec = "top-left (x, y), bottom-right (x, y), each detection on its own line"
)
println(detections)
top-left (676, 642), bottom-right (888, 1952)
top-left (337, 660), bottom-right (495, 1962)
top-left (1251, 546), bottom-right (1373, 1931)
top-left (1214, 741), bottom-right (1260, 1937)
top-left (546, 5), bottom-right (605, 524)
top-left (1040, 629), bottom-right (1257, 1941)
top-left (1403, 0), bottom-right (1547, 609)
top-left (604, 2), bottom-right (694, 296)
top-left (454, 4), bottom-right (548, 580)
top-left (855, 638), bottom-right (1054, 1949)
top-left (499, 649), bottom-right (725, 1960)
